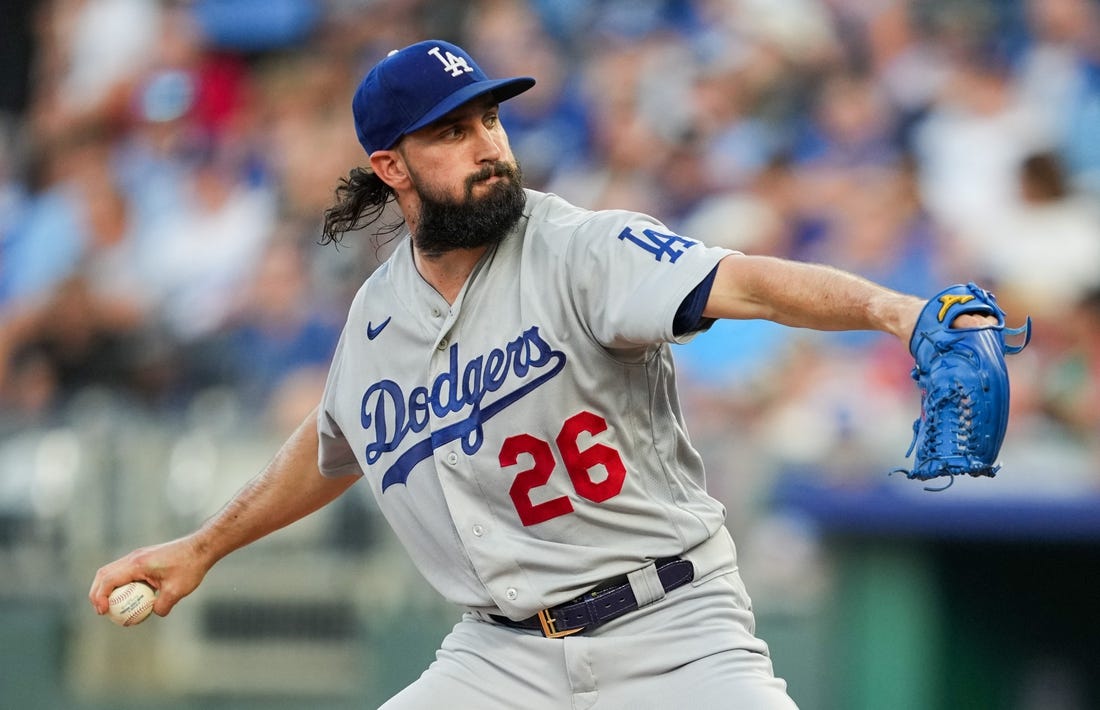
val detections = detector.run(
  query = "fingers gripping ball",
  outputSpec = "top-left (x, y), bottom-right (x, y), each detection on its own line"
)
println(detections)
top-left (107, 581), bottom-right (157, 627)
top-left (895, 283), bottom-right (1032, 491)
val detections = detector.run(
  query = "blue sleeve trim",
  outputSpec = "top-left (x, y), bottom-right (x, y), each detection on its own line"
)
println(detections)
top-left (673, 265), bottom-right (719, 336)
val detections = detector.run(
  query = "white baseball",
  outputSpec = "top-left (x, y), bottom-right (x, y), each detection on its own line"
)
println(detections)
top-left (107, 581), bottom-right (157, 627)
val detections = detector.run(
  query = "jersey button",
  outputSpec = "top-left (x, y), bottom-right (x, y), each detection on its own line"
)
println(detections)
top-left (446, 452), bottom-right (459, 466)
top-left (437, 338), bottom-right (449, 351)
top-left (472, 524), bottom-right (484, 537)
top-left (430, 307), bottom-right (442, 318)
top-left (505, 588), bottom-right (518, 601)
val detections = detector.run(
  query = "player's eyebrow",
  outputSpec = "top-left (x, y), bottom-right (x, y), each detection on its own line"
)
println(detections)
top-left (424, 98), bottom-right (500, 133)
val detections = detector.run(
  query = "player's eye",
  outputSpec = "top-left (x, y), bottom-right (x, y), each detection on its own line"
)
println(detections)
top-left (484, 112), bottom-right (499, 128)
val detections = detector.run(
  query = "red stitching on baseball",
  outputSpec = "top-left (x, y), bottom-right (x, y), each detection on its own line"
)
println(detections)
top-left (111, 586), bottom-right (135, 605)
top-left (125, 600), bottom-right (153, 626)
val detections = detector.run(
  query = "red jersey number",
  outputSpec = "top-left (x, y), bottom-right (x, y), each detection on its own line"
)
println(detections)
top-left (502, 411), bottom-right (627, 526)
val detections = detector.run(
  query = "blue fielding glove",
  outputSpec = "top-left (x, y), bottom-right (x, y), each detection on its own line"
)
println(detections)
top-left (895, 283), bottom-right (1032, 490)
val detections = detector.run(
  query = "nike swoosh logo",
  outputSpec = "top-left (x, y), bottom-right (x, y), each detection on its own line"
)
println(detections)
top-left (366, 317), bottom-right (392, 340)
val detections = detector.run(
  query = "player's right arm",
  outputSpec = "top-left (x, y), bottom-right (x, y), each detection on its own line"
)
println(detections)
top-left (88, 406), bottom-right (360, 617)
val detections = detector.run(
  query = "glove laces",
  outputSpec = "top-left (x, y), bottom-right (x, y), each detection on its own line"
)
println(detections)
top-left (893, 367), bottom-right (1000, 492)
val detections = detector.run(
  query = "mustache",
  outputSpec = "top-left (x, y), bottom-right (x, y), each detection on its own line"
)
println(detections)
top-left (466, 161), bottom-right (519, 188)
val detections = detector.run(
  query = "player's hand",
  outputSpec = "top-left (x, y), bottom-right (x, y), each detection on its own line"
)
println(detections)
top-left (951, 313), bottom-right (998, 328)
top-left (898, 301), bottom-right (996, 341)
top-left (89, 535), bottom-right (211, 618)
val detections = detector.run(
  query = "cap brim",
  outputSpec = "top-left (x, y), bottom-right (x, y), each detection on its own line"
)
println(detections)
top-left (403, 76), bottom-right (535, 138)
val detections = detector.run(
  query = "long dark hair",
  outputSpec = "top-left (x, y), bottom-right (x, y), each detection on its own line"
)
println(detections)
top-left (320, 166), bottom-right (403, 245)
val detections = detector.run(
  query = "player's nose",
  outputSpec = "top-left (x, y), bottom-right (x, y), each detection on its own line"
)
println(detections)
top-left (472, 124), bottom-right (504, 163)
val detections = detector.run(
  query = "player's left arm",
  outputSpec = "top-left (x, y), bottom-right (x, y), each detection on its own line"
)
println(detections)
top-left (701, 254), bottom-right (989, 339)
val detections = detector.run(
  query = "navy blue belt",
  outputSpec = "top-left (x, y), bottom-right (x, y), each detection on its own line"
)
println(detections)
top-left (490, 557), bottom-right (694, 638)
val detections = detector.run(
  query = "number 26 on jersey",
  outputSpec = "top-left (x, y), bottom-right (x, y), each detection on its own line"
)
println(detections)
top-left (499, 410), bottom-right (627, 526)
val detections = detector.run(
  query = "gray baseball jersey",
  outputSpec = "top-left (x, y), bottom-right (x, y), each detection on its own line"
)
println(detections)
top-left (318, 189), bottom-right (735, 620)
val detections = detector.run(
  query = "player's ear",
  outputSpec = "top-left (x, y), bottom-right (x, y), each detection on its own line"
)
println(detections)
top-left (369, 150), bottom-right (410, 190)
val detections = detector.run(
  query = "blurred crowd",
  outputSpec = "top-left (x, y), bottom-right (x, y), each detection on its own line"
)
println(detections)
top-left (0, 0), bottom-right (1098, 497)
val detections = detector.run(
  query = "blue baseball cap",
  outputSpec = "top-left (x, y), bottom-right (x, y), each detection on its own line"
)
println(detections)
top-left (352, 40), bottom-right (535, 155)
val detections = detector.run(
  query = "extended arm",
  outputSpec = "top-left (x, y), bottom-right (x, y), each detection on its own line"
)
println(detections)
top-left (89, 406), bottom-right (359, 616)
top-left (703, 254), bottom-right (925, 341)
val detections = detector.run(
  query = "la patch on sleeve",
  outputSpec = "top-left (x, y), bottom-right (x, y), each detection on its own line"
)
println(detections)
top-left (616, 226), bottom-right (698, 263)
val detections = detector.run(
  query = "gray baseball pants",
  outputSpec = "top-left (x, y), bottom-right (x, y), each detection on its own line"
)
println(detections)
top-left (380, 565), bottom-right (799, 709)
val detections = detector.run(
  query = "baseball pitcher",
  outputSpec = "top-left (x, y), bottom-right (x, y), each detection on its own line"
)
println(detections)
top-left (90, 40), bottom-right (1028, 709)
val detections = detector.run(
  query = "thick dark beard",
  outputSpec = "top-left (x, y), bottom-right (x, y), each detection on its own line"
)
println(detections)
top-left (411, 161), bottom-right (526, 257)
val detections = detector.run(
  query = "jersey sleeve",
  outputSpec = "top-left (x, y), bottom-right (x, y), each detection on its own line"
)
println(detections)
top-left (565, 210), bottom-right (735, 348)
top-left (316, 329), bottom-right (364, 478)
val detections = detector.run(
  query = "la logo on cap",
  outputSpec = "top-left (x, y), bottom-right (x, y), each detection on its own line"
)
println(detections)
top-left (428, 46), bottom-right (473, 78)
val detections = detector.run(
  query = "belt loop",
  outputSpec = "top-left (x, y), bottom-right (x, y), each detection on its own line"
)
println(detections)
top-left (626, 562), bottom-right (664, 608)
